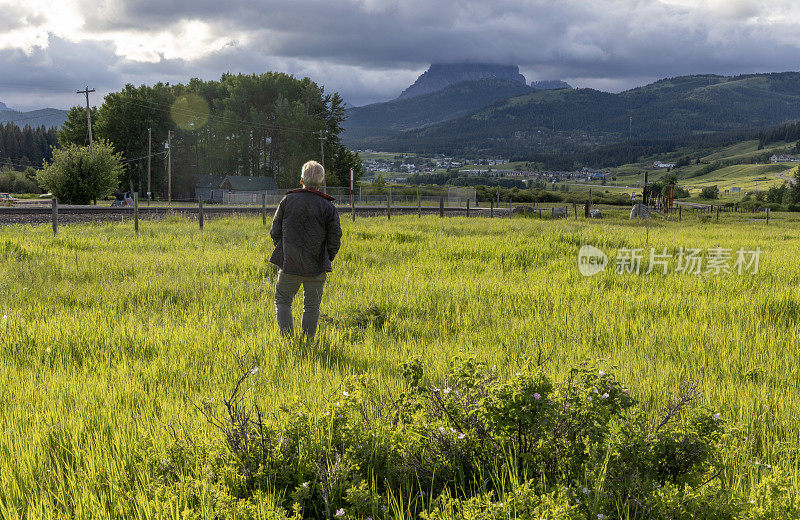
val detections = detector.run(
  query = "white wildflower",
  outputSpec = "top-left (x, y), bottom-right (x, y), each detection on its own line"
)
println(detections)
top-left (713, 413), bottom-right (721, 421)
top-left (45, 347), bottom-right (51, 354)
top-left (342, 391), bottom-right (349, 397)
top-left (601, 393), bottom-right (609, 399)
top-left (598, 370), bottom-right (605, 377)
top-left (335, 508), bottom-right (345, 517)
top-left (249, 366), bottom-right (259, 375)
top-left (458, 433), bottom-right (466, 440)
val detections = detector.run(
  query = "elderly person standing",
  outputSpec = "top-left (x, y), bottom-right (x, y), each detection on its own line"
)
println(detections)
top-left (270, 160), bottom-right (342, 340)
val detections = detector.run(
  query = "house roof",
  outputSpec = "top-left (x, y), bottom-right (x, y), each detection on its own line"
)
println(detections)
top-left (220, 175), bottom-right (279, 191)
top-left (195, 175), bottom-right (279, 191)
top-left (195, 175), bottom-right (226, 189)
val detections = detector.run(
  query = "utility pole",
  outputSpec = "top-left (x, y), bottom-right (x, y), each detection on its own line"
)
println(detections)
top-left (167, 130), bottom-right (172, 205)
top-left (147, 128), bottom-right (152, 204)
top-left (319, 129), bottom-right (325, 167)
top-left (77, 86), bottom-right (96, 156)
top-left (318, 129), bottom-right (326, 194)
top-left (629, 116), bottom-right (633, 141)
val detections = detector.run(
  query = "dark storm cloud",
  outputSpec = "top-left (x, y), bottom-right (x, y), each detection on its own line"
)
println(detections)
top-left (2, 0), bottom-right (800, 109)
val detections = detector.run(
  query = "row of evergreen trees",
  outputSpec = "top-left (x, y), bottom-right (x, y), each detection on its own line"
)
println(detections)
top-left (0, 123), bottom-right (58, 170)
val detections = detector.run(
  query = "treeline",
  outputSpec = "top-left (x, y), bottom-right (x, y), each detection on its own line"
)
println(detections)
top-left (404, 173), bottom-right (632, 205)
top-left (406, 172), bottom-right (528, 189)
top-left (759, 121), bottom-right (800, 148)
top-left (0, 123), bottom-right (58, 169)
top-left (59, 73), bottom-right (363, 197)
top-left (473, 185), bottom-right (631, 205)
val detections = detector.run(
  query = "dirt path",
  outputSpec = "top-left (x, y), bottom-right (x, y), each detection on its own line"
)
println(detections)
top-left (775, 167), bottom-right (798, 185)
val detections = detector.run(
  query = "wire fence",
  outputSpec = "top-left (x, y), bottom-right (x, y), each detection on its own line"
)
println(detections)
top-left (230, 186), bottom-right (478, 206)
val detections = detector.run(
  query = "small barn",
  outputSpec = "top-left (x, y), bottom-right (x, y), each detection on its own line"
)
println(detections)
top-left (194, 175), bottom-right (279, 203)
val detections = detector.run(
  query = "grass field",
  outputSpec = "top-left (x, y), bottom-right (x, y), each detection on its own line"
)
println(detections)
top-left (1, 214), bottom-right (799, 518)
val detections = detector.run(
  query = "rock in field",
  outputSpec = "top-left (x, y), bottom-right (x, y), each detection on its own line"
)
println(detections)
top-left (629, 204), bottom-right (651, 219)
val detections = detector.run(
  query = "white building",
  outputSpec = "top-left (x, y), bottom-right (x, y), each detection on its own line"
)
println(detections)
top-left (770, 154), bottom-right (799, 163)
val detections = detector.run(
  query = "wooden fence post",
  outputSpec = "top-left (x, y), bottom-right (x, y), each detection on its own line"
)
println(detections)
top-left (261, 193), bottom-right (267, 227)
top-left (573, 202), bottom-right (577, 219)
top-left (198, 196), bottom-right (204, 230)
top-left (352, 189), bottom-right (356, 222)
top-left (439, 196), bottom-right (444, 218)
top-left (387, 192), bottom-right (391, 220)
top-left (466, 198), bottom-right (470, 218)
top-left (490, 200), bottom-right (494, 218)
top-left (134, 192), bottom-right (139, 234)
top-left (716, 205), bottom-right (720, 222)
top-left (766, 207), bottom-right (770, 225)
top-left (51, 197), bottom-right (58, 236)
top-left (417, 187), bottom-right (421, 218)
top-left (679, 205), bottom-right (682, 222)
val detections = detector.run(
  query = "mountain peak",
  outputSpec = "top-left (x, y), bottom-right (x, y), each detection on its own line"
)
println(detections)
top-left (0, 101), bottom-right (10, 111)
top-left (398, 63), bottom-right (526, 100)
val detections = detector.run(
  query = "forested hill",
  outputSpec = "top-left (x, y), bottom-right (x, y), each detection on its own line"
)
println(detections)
top-left (347, 72), bottom-right (800, 156)
top-left (344, 78), bottom-right (534, 140)
top-left (0, 108), bottom-right (68, 130)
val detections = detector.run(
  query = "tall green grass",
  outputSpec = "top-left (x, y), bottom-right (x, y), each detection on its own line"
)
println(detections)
top-left (0, 214), bottom-right (798, 517)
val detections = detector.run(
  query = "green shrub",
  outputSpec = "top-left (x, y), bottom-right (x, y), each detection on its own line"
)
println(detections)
top-left (699, 185), bottom-right (720, 200)
top-left (37, 141), bottom-right (122, 204)
top-left (152, 358), bottom-right (794, 519)
top-left (0, 166), bottom-right (40, 194)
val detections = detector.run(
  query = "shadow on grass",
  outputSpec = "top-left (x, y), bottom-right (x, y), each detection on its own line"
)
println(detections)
top-left (286, 333), bottom-right (399, 381)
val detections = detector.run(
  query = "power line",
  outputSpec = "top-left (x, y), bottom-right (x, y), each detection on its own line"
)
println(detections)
top-left (0, 112), bottom-right (65, 126)
top-left (121, 150), bottom-right (167, 164)
top-left (113, 96), bottom-right (323, 135)
top-left (1, 84), bottom-right (326, 135)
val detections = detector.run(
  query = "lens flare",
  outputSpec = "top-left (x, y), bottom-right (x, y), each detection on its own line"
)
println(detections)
top-left (170, 94), bottom-right (210, 131)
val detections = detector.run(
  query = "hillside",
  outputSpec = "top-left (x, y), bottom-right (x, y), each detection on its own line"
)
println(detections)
top-left (344, 78), bottom-right (534, 140)
top-left (349, 72), bottom-right (800, 156)
top-left (0, 108), bottom-right (68, 129)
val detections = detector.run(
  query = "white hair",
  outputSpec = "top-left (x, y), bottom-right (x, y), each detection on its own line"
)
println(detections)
top-left (301, 160), bottom-right (325, 188)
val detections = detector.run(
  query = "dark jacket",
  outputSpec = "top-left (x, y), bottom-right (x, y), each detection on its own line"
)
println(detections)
top-left (269, 189), bottom-right (342, 276)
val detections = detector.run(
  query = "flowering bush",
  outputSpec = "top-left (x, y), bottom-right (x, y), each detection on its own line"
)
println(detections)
top-left (150, 357), bottom-right (797, 519)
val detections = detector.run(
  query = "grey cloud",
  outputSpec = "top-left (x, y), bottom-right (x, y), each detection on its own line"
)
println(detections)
top-left (2, 0), bottom-right (800, 110)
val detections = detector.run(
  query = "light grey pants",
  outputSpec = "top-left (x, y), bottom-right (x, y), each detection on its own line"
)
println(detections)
top-left (274, 270), bottom-right (327, 339)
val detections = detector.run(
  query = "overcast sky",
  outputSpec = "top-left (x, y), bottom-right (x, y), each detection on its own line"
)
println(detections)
top-left (1, 0), bottom-right (800, 111)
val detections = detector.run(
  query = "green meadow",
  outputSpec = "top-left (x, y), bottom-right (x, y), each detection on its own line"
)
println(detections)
top-left (1, 214), bottom-right (799, 518)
